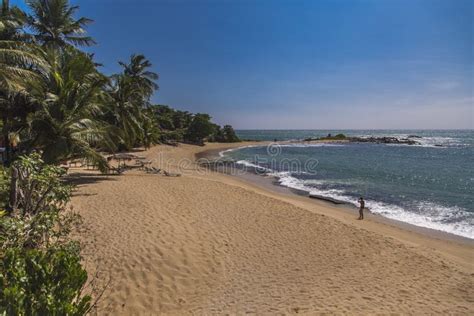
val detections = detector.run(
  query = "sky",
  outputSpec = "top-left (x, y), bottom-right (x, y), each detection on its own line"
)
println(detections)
top-left (13, 0), bottom-right (473, 129)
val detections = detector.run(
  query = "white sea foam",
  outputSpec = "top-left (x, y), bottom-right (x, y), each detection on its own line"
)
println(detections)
top-left (262, 168), bottom-right (474, 239)
top-left (278, 143), bottom-right (345, 148)
top-left (367, 200), bottom-right (473, 239)
top-left (235, 160), bottom-right (273, 172)
top-left (218, 145), bottom-right (258, 157)
top-left (415, 136), bottom-right (465, 148)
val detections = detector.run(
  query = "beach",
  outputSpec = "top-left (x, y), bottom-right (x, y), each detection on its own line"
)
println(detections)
top-left (70, 142), bottom-right (474, 314)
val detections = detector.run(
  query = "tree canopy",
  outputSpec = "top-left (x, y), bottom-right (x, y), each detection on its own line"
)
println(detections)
top-left (0, 0), bottom-right (239, 167)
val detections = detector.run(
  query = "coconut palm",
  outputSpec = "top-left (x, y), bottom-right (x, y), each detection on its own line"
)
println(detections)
top-left (1, 0), bottom-right (47, 91)
top-left (103, 73), bottom-right (146, 150)
top-left (142, 107), bottom-right (161, 149)
top-left (27, 47), bottom-right (112, 171)
top-left (118, 54), bottom-right (159, 102)
top-left (26, 0), bottom-right (95, 48)
top-left (1, 0), bottom-right (48, 163)
top-left (102, 54), bottom-right (159, 150)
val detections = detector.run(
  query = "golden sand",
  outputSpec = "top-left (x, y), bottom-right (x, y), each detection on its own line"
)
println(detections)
top-left (70, 143), bottom-right (474, 314)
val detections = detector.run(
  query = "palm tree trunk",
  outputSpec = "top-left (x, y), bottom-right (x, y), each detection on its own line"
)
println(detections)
top-left (2, 111), bottom-right (11, 165)
top-left (8, 165), bottom-right (18, 214)
top-left (2, 0), bottom-right (10, 16)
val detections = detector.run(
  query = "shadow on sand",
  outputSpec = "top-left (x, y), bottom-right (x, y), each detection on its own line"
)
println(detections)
top-left (66, 172), bottom-right (119, 188)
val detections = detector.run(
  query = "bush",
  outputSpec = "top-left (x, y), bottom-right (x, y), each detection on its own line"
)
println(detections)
top-left (159, 129), bottom-right (185, 143)
top-left (0, 166), bottom-right (8, 211)
top-left (0, 246), bottom-right (91, 315)
top-left (0, 154), bottom-right (91, 314)
top-left (0, 206), bottom-right (81, 251)
top-left (9, 153), bottom-right (71, 216)
top-left (320, 133), bottom-right (346, 140)
top-left (209, 125), bottom-right (240, 143)
top-left (1, 154), bottom-right (74, 250)
top-left (222, 125), bottom-right (240, 142)
top-left (333, 133), bottom-right (346, 139)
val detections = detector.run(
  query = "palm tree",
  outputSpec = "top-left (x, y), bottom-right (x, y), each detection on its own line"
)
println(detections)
top-left (118, 54), bottom-right (159, 102)
top-left (26, 0), bottom-right (95, 48)
top-left (28, 47), bottom-right (112, 171)
top-left (102, 54), bottom-right (159, 150)
top-left (103, 74), bottom-right (145, 150)
top-left (0, 0), bottom-right (47, 90)
top-left (1, 0), bottom-right (48, 163)
top-left (142, 107), bottom-right (160, 149)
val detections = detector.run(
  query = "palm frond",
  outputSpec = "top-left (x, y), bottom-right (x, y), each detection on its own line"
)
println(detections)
top-left (26, 0), bottom-right (95, 48)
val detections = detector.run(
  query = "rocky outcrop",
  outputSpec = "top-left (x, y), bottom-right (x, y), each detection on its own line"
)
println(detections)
top-left (304, 134), bottom-right (421, 145)
top-left (347, 136), bottom-right (419, 145)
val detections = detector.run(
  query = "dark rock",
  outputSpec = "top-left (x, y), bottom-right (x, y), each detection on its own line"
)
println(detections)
top-left (302, 134), bottom-right (419, 145)
top-left (346, 136), bottom-right (418, 145)
top-left (309, 194), bottom-right (351, 205)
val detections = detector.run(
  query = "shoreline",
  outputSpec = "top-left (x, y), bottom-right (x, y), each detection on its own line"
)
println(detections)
top-left (197, 143), bottom-right (474, 246)
top-left (70, 142), bottom-right (474, 314)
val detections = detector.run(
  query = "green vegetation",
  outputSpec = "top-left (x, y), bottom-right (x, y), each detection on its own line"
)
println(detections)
top-left (318, 133), bottom-right (347, 141)
top-left (1, 154), bottom-right (72, 248)
top-left (1, 154), bottom-right (91, 314)
top-left (213, 125), bottom-right (240, 143)
top-left (184, 114), bottom-right (216, 145)
top-left (1, 246), bottom-right (90, 315)
top-left (148, 105), bottom-right (239, 145)
top-left (0, 0), bottom-right (239, 167)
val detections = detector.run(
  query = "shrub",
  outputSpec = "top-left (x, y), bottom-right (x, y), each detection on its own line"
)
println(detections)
top-left (1, 153), bottom-right (75, 250)
top-left (0, 246), bottom-right (91, 315)
top-left (0, 206), bottom-right (81, 251)
top-left (8, 153), bottom-right (71, 216)
top-left (159, 129), bottom-right (185, 143)
top-left (209, 125), bottom-right (240, 143)
top-left (320, 133), bottom-right (346, 140)
top-left (222, 125), bottom-right (240, 142)
top-left (0, 154), bottom-right (91, 315)
top-left (0, 167), bottom-right (8, 211)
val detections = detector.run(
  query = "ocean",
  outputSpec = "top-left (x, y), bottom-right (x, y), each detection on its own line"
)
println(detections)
top-left (221, 130), bottom-right (474, 239)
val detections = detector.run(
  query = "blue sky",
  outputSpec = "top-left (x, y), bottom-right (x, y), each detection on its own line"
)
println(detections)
top-left (13, 0), bottom-right (473, 129)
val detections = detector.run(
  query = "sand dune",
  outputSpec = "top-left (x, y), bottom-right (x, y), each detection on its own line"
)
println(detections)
top-left (70, 143), bottom-right (474, 314)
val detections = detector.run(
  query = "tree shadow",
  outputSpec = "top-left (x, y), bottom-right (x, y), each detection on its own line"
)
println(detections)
top-left (65, 172), bottom-right (119, 187)
top-left (128, 148), bottom-right (147, 153)
top-left (72, 192), bottom-right (99, 197)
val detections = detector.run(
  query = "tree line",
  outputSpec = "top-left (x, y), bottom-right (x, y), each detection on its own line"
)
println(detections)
top-left (0, 0), bottom-right (240, 171)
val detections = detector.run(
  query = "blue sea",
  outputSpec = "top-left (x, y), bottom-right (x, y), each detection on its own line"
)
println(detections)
top-left (222, 130), bottom-right (474, 239)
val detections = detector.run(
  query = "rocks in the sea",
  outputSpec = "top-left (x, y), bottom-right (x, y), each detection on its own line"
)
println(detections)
top-left (305, 133), bottom-right (347, 142)
top-left (309, 194), bottom-right (351, 205)
top-left (303, 133), bottom-right (420, 145)
top-left (347, 136), bottom-right (419, 145)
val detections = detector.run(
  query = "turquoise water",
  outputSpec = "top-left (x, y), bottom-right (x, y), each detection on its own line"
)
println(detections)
top-left (224, 130), bottom-right (474, 239)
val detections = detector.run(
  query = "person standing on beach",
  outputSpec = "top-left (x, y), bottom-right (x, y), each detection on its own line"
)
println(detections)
top-left (358, 197), bottom-right (365, 220)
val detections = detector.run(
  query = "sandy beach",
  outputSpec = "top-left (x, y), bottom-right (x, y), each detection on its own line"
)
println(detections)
top-left (70, 142), bottom-right (474, 315)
